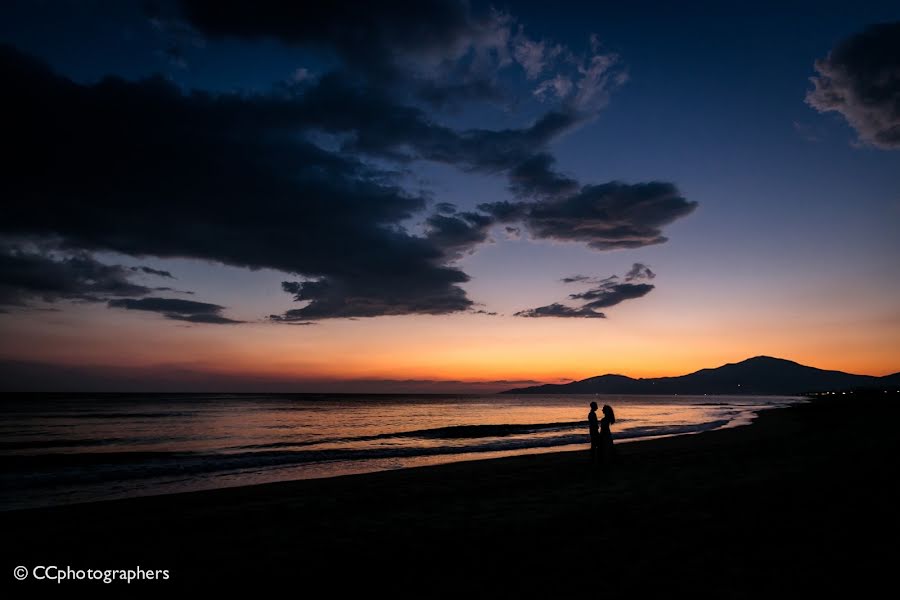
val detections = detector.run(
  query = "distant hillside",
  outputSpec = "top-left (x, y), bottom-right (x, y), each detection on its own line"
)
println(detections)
top-left (881, 372), bottom-right (900, 385)
top-left (502, 356), bottom-right (895, 395)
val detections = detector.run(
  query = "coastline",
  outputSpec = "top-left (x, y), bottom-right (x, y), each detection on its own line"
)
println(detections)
top-left (3, 393), bottom-right (896, 592)
top-left (0, 394), bottom-right (794, 512)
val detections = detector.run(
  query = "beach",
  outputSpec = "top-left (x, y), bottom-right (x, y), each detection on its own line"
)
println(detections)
top-left (0, 393), bottom-right (792, 511)
top-left (3, 393), bottom-right (896, 593)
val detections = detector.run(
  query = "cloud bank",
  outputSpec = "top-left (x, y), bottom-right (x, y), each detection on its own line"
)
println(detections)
top-left (481, 183), bottom-right (696, 250)
top-left (807, 22), bottom-right (900, 149)
top-left (0, 242), bottom-right (240, 323)
top-left (108, 297), bottom-right (243, 324)
top-left (1, 1), bottom-right (697, 322)
top-left (0, 244), bottom-right (150, 306)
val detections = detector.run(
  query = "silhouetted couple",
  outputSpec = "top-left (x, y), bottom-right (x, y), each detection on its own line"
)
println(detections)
top-left (588, 401), bottom-right (615, 468)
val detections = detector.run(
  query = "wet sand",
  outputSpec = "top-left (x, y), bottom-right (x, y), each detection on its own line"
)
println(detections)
top-left (2, 393), bottom-right (896, 593)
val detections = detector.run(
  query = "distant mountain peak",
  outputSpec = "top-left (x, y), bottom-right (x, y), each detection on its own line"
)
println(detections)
top-left (728, 356), bottom-right (800, 367)
top-left (752, 356), bottom-right (800, 366)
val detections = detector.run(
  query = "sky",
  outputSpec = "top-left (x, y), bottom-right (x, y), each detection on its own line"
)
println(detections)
top-left (1, 0), bottom-right (898, 392)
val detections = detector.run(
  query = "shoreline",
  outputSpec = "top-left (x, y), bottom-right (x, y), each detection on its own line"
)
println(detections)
top-left (0, 395), bottom-right (796, 512)
top-left (0, 399), bottom-right (792, 513)
top-left (3, 393), bottom-right (896, 592)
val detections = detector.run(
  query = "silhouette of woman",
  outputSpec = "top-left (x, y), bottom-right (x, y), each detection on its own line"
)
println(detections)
top-left (599, 404), bottom-right (616, 465)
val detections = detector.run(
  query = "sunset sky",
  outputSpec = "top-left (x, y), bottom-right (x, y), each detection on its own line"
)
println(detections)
top-left (1, 1), bottom-right (898, 392)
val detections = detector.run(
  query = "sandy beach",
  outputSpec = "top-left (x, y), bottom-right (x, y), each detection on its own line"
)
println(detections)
top-left (3, 393), bottom-right (896, 593)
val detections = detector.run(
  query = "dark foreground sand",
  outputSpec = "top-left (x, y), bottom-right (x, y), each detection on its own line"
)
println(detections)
top-left (3, 394), bottom-right (897, 594)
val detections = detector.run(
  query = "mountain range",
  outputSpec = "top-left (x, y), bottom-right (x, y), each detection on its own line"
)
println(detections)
top-left (502, 356), bottom-right (900, 395)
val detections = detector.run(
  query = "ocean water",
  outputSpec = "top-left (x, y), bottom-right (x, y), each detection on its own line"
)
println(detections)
top-left (0, 393), bottom-right (801, 511)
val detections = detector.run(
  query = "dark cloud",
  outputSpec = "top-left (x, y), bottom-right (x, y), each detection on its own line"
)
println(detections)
top-left (0, 239), bottom-right (224, 323)
top-left (625, 263), bottom-right (655, 281)
top-left (1, 45), bottom-right (474, 320)
top-left (508, 153), bottom-right (578, 199)
top-left (1, 4), bottom-right (694, 324)
top-left (0, 245), bottom-right (151, 306)
top-left (272, 275), bottom-right (471, 321)
top-left (291, 72), bottom-right (581, 171)
top-left (2, 45), bottom-right (666, 322)
top-left (416, 78), bottom-right (505, 110)
top-left (483, 201), bottom-right (528, 221)
top-left (523, 182), bottom-right (696, 249)
top-left (560, 275), bottom-right (591, 284)
top-left (504, 226), bottom-right (521, 240)
top-left (561, 274), bottom-right (618, 285)
top-left (515, 303), bottom-right (606, 319)
top-left (806, 22), bottom-right (900, 149)
top-left (145, 0), bottom-right (206, 70)
top-left (569, 282), bottom-right (654, 308)
top-left (435, 111), bottom-right (579, 173)
top-left (517, 264), bottom-right (656, 319)
top-left (177, 0), bottom-right (490, 80)
top-left (175, 0), bottom-right (625, 193)
top-left (177, 0), bottom-right (625, 115)
top-left (131, 266), bottom-right (175, 278)
top-left (0, 241), bottom-right (239, 323)
top-left (482, 182), bottom-right (697, 250)
top-left (424, 211), bottom-right (495, 260)
top-left (170, 3), bottom-right (686, 286)
top-left (107, 297), bottom-right (242, 324)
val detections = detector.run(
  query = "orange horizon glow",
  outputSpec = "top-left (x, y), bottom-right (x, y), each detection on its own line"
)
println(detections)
top-left (2, 301), bottom-right (897, 390)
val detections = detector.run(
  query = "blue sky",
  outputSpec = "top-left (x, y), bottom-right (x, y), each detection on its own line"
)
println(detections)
top-left (1, 1), bottom-right (897, 390)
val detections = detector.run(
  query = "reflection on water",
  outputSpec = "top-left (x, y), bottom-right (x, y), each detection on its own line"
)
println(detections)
top-left (0, 393), bottom-right (801, 510)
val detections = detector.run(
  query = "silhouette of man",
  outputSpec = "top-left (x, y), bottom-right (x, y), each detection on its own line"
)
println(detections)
top-left (588, 401), bottom-right (601, 466)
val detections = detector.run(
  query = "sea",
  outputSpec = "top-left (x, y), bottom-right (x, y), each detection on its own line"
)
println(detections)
top-left (0, 393), bottom-right (802, 511)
